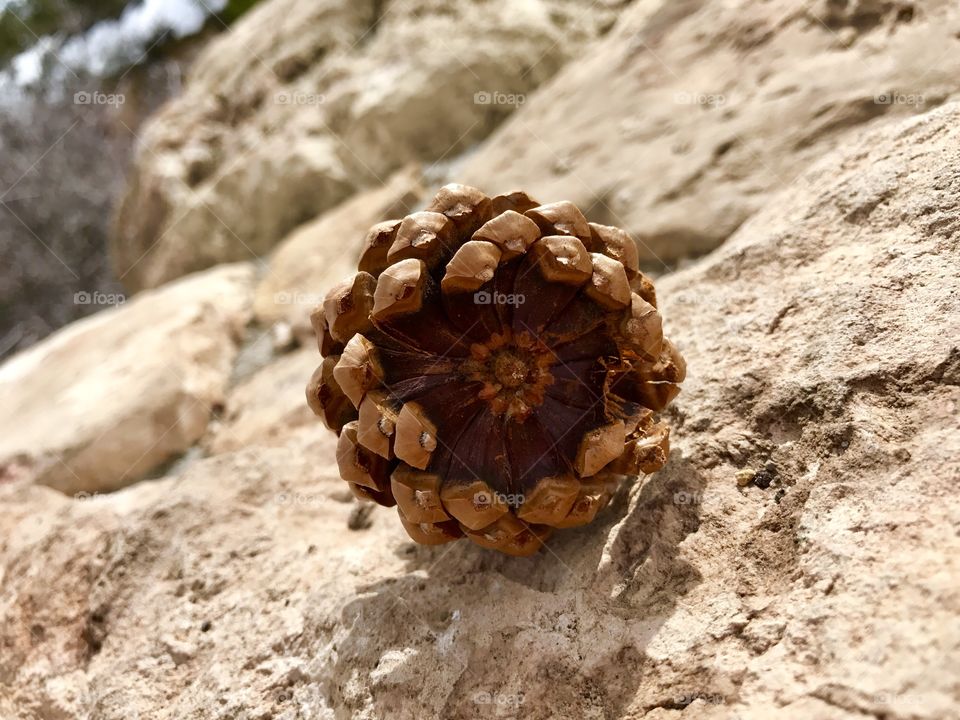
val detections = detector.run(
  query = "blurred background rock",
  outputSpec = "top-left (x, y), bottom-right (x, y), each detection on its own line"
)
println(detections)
top-left (0, 0), bottom-right (258, 360)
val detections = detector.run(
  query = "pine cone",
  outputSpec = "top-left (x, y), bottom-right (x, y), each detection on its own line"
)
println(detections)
top-left (306, 184), bottom-right (685, 556)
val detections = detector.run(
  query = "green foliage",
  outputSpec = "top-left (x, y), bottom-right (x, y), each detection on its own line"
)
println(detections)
top-left (0, 0), bottom-right (128, 62)
top-left (0, 0), bottom-right (263, 65)
top-left (0, 1), bottom-right (46, 63)
top-left (220, 0), bottom-right (262, 25)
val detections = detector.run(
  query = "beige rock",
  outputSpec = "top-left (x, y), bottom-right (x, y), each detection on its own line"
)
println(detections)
top-left (253, 164), bottom-right (423, 343)
top-left (0, 264), bottom-right (254, 495)
top-left (3, 104), bottom-right (960, 718)
top-left (111, 0), bottom-right (625, 292)
top-left (203, 347), bottom-right (319, 455)
top-left (460, 0), bottom-right (960, 264)
top-left (0, 429), bottom-right (385, 720)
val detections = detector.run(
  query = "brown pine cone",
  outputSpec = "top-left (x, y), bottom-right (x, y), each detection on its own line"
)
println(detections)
top-left (306, 184), bottom-right (685, 556)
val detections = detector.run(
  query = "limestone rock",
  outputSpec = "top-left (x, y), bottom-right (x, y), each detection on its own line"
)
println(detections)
top-left (253, 164), bottom-right (423, 344)
top-left (0, 429), bottom-right (385, 720)
top-left (461, 0), bottom-right (960, 264)
top-left (0, 264), bottom-right (254, 495)
top-left (3, 103), bottom-right (959, 718)
top-left (111, 0), bottom-right (625, 292)
top-left (204, 347), bottom-right (320, 455)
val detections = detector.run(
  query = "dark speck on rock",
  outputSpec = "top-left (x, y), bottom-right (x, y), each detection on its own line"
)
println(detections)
top-left (348, 503), bottom-right (375, 531)
top-left (754, 460), bottom-right (779, 489)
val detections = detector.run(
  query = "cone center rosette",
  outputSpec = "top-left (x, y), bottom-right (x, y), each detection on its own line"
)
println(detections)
top-left (306, 185), bottom-right (686, 556)
top-left (491, 350), bottom-right (529, 389)
top-left (463, 330), bottom-right (554, 419)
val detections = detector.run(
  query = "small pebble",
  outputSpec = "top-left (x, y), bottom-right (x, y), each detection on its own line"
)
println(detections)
top-left (348, 503), bottom-right (375, 531)
top-left (754, 460), bottom-right (779, 489)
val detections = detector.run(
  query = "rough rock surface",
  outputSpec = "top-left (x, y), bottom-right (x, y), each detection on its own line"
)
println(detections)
top-left (3, 103), bottom-right (959, 719)
top-left (461, 0), bottom-right (960, 264)
top-left (0, 264), bottom-right (254, 496)
top-left (252, 164), bottom-right (423, 344)
top-left (204, 348), bottom-right (319, 455)
top-left (111, 0), bottom-right (625, 292)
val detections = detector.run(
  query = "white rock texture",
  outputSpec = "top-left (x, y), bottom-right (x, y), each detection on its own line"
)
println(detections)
top-left (461, 0), bottom-right (960, 263)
